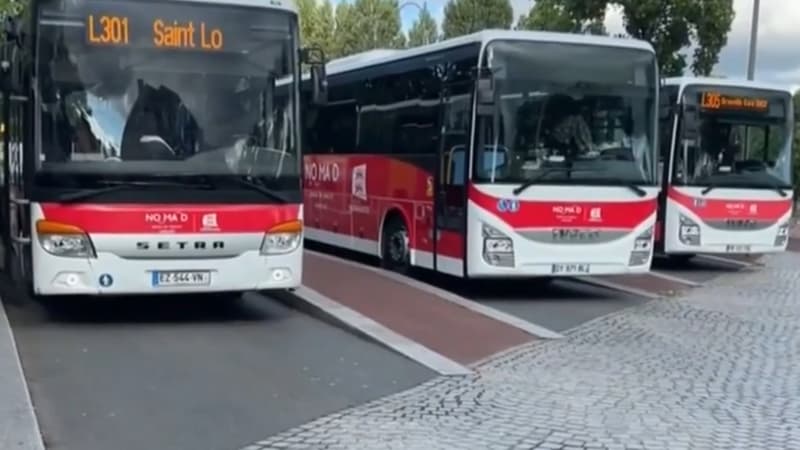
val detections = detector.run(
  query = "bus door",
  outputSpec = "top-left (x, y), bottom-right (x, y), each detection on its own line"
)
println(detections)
top-left (433, 83), bottom-right (471, 276)
top-left (2, 91), bottom-right (31, 284)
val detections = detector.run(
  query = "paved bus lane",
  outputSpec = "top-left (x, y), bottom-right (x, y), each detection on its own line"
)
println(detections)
top-left (2, 286), bottom-right (434, 450)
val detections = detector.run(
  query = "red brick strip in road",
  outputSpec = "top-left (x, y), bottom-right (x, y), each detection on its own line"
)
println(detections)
top-left (303, 252), bottom-right (535, 365)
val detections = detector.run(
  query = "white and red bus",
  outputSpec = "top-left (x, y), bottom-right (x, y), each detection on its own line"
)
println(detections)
top-left (657, 77), bottom-right (795, 260)
top-left (301, 30), bottom-right (660, 278)
top-left (0, 0), bottom-right (327, 296)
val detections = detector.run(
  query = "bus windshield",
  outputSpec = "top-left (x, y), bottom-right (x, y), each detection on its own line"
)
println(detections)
top-left (35, 0), bottom-right (298, 181)
top-left (473, 40), bottom-right (657, 186)
top-left (672, 86), bottom-right (793, 190)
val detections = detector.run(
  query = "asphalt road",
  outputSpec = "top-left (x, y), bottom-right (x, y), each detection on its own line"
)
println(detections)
top-left (3, 290), bottom-right (433, 450)
top-left (423, 276), bottom-right (648, 333)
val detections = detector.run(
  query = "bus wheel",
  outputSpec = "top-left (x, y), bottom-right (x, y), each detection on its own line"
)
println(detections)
top-left (382, 217), bottom-right (410, 274)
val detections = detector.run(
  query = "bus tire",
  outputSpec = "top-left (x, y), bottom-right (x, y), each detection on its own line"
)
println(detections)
top-left (381, 215), bottom-right (410, 274)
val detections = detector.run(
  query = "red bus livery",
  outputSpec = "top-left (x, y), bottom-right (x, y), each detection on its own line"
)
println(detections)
top-left (0, 0), bottom-right (327, 296)
top-left (302, 30), bottom-right (661, 278)
top-left (658, 77), bottom-right (795, 259)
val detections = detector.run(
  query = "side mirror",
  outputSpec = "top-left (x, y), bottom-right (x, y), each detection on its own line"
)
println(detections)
top-left (682, 105), bottom-right (699, 141)
top-left (301, 47), bottom-right (328, 106)
top-left (476, 68), bottom-right (494, 106)
top-left (310, 63), bottom-right (328, 106)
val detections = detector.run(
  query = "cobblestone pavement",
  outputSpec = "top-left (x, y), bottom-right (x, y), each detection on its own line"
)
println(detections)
top-left (241, 253), bottom-right (800, 450)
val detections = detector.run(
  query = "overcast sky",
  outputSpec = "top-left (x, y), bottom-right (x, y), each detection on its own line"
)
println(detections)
top-left (387, 0), bottom-right (798, 88)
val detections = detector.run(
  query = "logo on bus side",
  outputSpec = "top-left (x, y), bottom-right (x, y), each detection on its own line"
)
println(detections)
top-left (496, 198), bottom-right (520, 213)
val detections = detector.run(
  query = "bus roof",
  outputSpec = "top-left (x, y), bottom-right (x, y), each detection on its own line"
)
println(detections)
top-left (324, 29), bottom-right (655, 77)
top-left (663, 76), bottom-right (794, 95)
top-left (119, 0), bottom-right (296, 13)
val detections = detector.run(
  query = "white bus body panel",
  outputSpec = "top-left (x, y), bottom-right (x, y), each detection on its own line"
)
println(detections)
top-left (465, 184), bottom-right (660, 277)
top-left (663, 186), bottom-right (793, 255)
top-left (30, 203), bottom-right (303, 296)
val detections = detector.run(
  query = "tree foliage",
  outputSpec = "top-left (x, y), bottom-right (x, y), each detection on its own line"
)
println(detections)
top-left (441, 0), bottom-right (513, 39)
top-left (517, 0), bottom-right (605, 35)
top-left (407, 6), bottom-right (438, 47)
top-left (549, 0), bottom-right (735, 77)
top-left (333, 0), bottom-right (405, 56)
top-left (297, 0), bottom-right (336, 58)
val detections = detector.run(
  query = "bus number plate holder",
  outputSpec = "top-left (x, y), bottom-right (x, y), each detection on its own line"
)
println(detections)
top-left (551, 263), bottom-right (590, 275)
top-left (152, 271), bottom-right (211, 287)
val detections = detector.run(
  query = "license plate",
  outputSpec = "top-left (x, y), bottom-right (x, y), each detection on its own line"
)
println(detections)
top-left (151, 271), bottom-right (211, 287)
top-left (551, 263), bottom-right (591, 275)
top-left (725, 244), bottom-right (751, 253)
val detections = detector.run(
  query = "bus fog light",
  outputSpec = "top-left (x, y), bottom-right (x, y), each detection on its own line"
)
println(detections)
top-left (270, 268), bottom-right (291, 282)
top-left (678, 214), bottom-right (700, 246)
top-left (261, 220), bottom-right (303, 255)
top-left (629, 226), bottom-right (653, 266)
top-left (53, 271), bottom-right (87, 288)
top-left (775, 223), bottom-right (789, 247)
top-left (482, 223), bottom-right (514, 267)
top-left (36, 220), bottom-right (96, 258)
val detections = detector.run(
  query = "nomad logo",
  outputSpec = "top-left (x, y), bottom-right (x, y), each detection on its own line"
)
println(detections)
top-left (136, 240), bottom-right (225, 250)
top-left (724, 218), bottom-right (757, 229)
top-left (552, 229), bottom-right (600, 241)
top-left (144, 212), bottom-right (189, 224)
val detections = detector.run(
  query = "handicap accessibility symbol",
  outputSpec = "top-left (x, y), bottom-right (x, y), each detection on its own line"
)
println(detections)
top-left (99, 273), bottom-right (113, 287)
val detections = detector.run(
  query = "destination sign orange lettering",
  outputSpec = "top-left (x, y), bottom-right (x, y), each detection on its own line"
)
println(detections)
top-left (85, 14), bottom-right (224, 51)
top-left (87, 15), bottom-right (130, 45)
top-left (700, 91), bottom-right (769, 112)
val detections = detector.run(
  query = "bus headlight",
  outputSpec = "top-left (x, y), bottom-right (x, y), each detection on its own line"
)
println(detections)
top-left (36, 220), bottom-right (96, 258)
top-left (482, 223), bottom-right (514, 267)
top-left (775, 222), bottom-right (789, 247)
top-left (678, 214), bottom-right (701, 246)
top-left (261, 220), bottom-right (303, 255)
top-left (629, 226), bottom-right (653, 266)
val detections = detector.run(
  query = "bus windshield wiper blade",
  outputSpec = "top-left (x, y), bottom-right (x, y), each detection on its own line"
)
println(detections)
top-left (57, 180), bottom-right (203, 203)
top-left (217, 177), bottom-right (289, 203)
top-left (624, 183), bottom-right (648, 197)
top-left (700, 184), bottom-right (716, 195)
top-left (512, 168), bottom-right (572, 196)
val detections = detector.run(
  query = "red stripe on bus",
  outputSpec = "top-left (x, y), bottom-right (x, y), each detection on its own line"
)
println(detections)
top-left (469, 185), bottom-right (657, 229)
top-left (39, 203), bottom-right (301, 234)
top-left (667, 188), bottom-right (792, 221)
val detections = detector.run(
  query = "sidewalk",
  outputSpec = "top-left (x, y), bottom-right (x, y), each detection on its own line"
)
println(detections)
top-left (0, 299), bottom-right (44, 450)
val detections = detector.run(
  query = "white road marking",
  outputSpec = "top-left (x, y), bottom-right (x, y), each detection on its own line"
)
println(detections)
top-left (648, 270), bottom-right (703, 287)
top-left (0, 297), bottom-right (45, 450)
top-left (306, 250), bottom-right (564, 340)
top-left (275, 286), bottom-right (472, 376)
top-left (695, 254), bottom-right (755, 268)
top-left (572, 276), bottom-right (662, 300)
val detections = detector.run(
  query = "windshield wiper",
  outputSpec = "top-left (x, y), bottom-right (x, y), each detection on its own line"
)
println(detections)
top-left (513, 169), bottom-right (648, 198)
top-left (208, 176), bottom-right (289, 203)
top-left (57, 179), bottom-right (208, 203)
top-left (512, 168), bottom-right (573, 196)
top-left (701, 183), bottom-right (788, 197)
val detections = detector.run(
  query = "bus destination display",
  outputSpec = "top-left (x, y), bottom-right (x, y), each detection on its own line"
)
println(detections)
top-left (86, 13), bottom-right (224, 51)
top-left (699, 91), bottom-right (769, 112)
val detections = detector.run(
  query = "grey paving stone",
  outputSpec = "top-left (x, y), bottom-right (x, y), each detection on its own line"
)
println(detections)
top-left (246, 253), bottom-right (800, 450)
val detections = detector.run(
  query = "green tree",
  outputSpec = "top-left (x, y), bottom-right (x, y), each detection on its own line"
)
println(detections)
top-left (407, 6), bottom-right (438, 47)
top-left (517, 0), bottom-right (605, 34)
top-left (333, 0), bottom-right (405, 57)
top-left (553, 0), bottom-right (735, 76)
top-left (297, 0), bottom-right (336, 58)
top-left (441, 0), bottom-right (513, 39)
